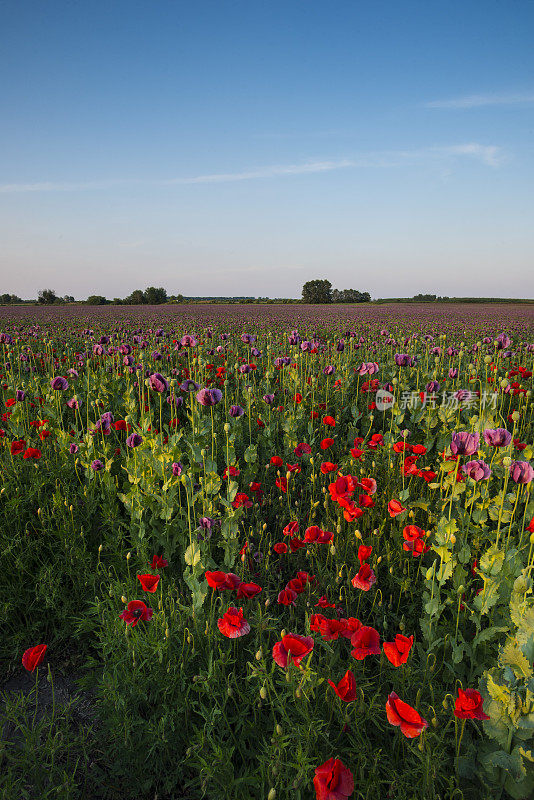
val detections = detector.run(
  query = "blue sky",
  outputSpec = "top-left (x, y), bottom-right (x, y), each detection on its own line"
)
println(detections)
top-left (1, 0), bottom-right (533, 299)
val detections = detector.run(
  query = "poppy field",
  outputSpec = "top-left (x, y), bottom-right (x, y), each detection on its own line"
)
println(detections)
top-left (1, 302), bottom-right (534, 800)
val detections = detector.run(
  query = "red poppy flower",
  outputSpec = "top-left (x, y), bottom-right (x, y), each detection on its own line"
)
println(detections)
top-left (328, 670), bottom-right (357, 702)
top-left (270, 455), bottom-right (283, 467)
top-left (359, 477), bottom-right (377, 495)
top-left (137, 574), bottom-right (160, 593)
top-left (310, 613), bottom-right (327, 633)
top-left (206, 570), bottom-right (229, 589)
top-left (358, 545), bottom-right (373, 564)
top-left (454, 688), bottom-right (490, 720)
top-left (286, 577), bottom-right (306, 594)
top-left (277, 587), bottom-right (298, 606)
top-left (317, 617), bottom-right (347, 641)
top-left (411, 444), bottom-right (427, 455)
top-left (386, 692), bottom-right (428, 738)
top-left (23, 447), bottom-right (42, 459)
top-left (119, 600), bottom-right (153, 627)
top-left (350, 626), bottom-right (381, 660)
top-left (223, 572), bottom-right (242, 590)
top-left (223, 465), bottom-right (241, 479)
top-left (351, 563), bottom-right (376, 591)
top-left (322, 415), bottom-right (336, 427)
top-left (283, 520), bottom-right (299, 537)
top-left (289, 536), bottom-right (306, 552)
top-left (350, 446), bottom-right (364, 459)
top-left (320, 461), bottom-right (338, 474)
top-left (383, 634), bottom-right (414, 667)
top-left (316, 595), bottom-right (336, 609)
top-left (403, 537), bottom-right (429, 557)
top-left (151, 554), bottom-right (168, 569)
top-left (275, 476), bottom-right (288, 492)
top-left (342, 503), bottom-right (364, 522)
top-left (320, 437), bottom-right (334, 450)
top-left (236, 582), bottom-right (262, 599)
top-left (286, 463), bottom-right (301, 474)
top-left (304, 525), bottom-right (333, 544)
top-left (217, 606), bottom-right (250, 638)
top-left (403, 525), bottom-right (426, 541)
top-left (329, 475), bottom-right (356, 502)
top-left (294, 393), bottom-right (303, 403)
top-left (257, 417), bottom-right (265, 428)
top-left (388, 499), bottom-right (406, 517)
top-left (10, 439), bottom-right (26, 456)
top-left (114, 420), bottom-right (128, 431)
top-left (232, 493), bottom-right (252, 509)
top-left (274, 542), bottom-right (288, 554)
top-left (22, 644), bottom-right (47, 672)
top-left (340, 617), bottom-right (362, 639)
top-left (313, 758), bottom-right (354, 800)
top-left (272, 633), bottom-right (314, 668)
top-left (294, 442), bottom-right (312, 456)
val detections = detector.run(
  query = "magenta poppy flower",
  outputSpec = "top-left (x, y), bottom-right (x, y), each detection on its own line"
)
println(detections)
top-left (50, 376), bottom-right (69, 390)
top-left (196, 388), bottom-right (222, 406)
top-left (119, 600), bottom-right (153, 627)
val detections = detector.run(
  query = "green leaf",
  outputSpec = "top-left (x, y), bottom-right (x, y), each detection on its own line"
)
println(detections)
top-left (500, 640), bottom-right (534, 680)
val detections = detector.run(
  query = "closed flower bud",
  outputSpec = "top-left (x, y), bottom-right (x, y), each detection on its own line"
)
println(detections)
top-left (330, 545), bottom-right (336, 555)
top-left (165, 627), bottom-right (170, 639)
top-left (126, 551), bottom-right (131, 561)
top-left (432, 716), bottom-right (439, 727)
top-left (281, 629), bottom-right (286, 638)
top-left (227, 687), bottom-right (233, 697)
top-left (268, 789), bottom-right (276, 800)
top-left (276, 724), bottom-right (283, 735)
top-left (256, 649), bottom-right (263, 660)
top-left (121, 595), bottom-right (127, 603)
top-left (295, 688), bottom-right (302, 698)
top-left (224, 423), bottom-right (230, 433)
top-left (503, 456), bottom-right (512, 467)
top-left (260, 686), bottom-right (267, 700)
top-left (265, 598), bottom-right (270, 608)
top-left (98, 544), bottom-right (103, 552)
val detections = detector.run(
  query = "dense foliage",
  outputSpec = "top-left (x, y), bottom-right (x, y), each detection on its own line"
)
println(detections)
top-left (0, 303), bottom-right (533, 800)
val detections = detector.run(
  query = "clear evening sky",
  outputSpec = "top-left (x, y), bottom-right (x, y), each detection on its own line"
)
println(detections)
top-left (1, 0), bottom-right (533, 299)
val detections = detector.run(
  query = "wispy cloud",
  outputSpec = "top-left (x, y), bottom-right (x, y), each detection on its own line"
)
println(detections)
top-left (426, 92), bottom-right (534, 109)
top-left (0, 144), bottom-right (504, 193)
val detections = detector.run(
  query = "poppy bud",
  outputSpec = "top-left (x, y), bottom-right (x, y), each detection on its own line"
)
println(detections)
top-left (276, 724), bottom-right (283, 735)
top-left (265, 598), bottom-right (270, 607)
top-left (98, 544), bottom-right (103, 552)
top-left (187, 635), bottom-right (192, 644)
top-left (260, 686), bottom-right (267, 700)
top-left (268, 789), bottom-right (276, 800)
top-left (224, 423), bottom-right (230, 433)
top-left (109, 589), bottom-right (113, 597)
top-left (227, 687), bottom-right (233, 697)
top-left (37, 508), bottom-right (41, 516)
top-left (503, 456), bottom-right (512, 467)
top-left (121, 595), bottom-right (127, 604)
top-left (399, 620), bottom-right (405, 631)
top-left (432, 716), bottom-right (438, 727)
top-left (418, 738), bottom-right (424, 751)
top-left (295, 688), bottom-right (302, 698)
top-left (354, 530), bottom-right (362, 539)
top-left (457, 585), bottom-right (465, 594)
top-left (256, 649), bottom-right (263, 660)
top-left (330, 545), bottom-right (336, 555)
top-left (165, 627), bottom-right (170, 639)
top-left (126, 551), bottom-right (131, 561)
top-left (377, 556), bottom-right (382, 564)
top-left (285, 672), bottom-right (291, 682)
top-left (530, 532), bottom-right (534, 545)
top-left (281, 629), bottom-right (286, 638)
top-left (263, 523), bottom-right (267, 531)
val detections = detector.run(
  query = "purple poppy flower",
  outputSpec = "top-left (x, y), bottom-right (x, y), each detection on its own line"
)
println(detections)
top-left (483, 428), bottom-right (512, 448)
top-left (448, 368), bottom-right (458, 379)
top-left (180, 335), bottom-right (197, 348)
top-left (16, 389), bottom-right (25, 401)
top-left (229, 405), bottom-right (245, 417)
top-left (92, 344), bottom-right (104, 356)
top-left (450, 431), bottom-right (480, 457)
top-left (51, 376), bottom-right (69, 391)
top-left (239, 364), bottom-right (251, 374)
top-left (67, 368), bottom-right (79, 378)
top-left (323, 365), bottom-right (336, 376)
top-left (149, 373), bottom-right (169, 393)
top-left (425, 381), bottom-right (440, 394)
top-left (336, 339), bottom-right (345, 352)
top-left (172, 461), bottom-right (183, 477)
top-left (69, 443), bottom-right (79, 455)
top-left (462, 460), bottom-right (492, 481)
top-left (180, 379), bottom-right (200, 392)
top-left (119, 343), bottom-right (132, 355)
top-left (166, 394), bottom-right (183, 408)
top-left (496, 333), bottom-right (511, 350)
top-left (263, 393), bottom-right (275, 404)
top-left (91, 459), bottom-right (104, 471)
top-left (198, 516), bottom-right (219, 531)
top-left (101, 411), bottom-right (114, 424)
top-left (196, 388), bottom-right (223, 406)
top-left (509, 461), bottom-right (534, 485)
top-left (288, 330), bottom-right (300, 345)
top-left (126, 433), bottom-right (143, 448)
top-left (66, 397), bottom-right (79, 410)
top-left (240, 333), bottom-right (256, 345)
top-left (394, 354), bottom-right (413, 367)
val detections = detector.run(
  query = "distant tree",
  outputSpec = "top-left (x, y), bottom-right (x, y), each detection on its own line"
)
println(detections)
top-left (302, 279), bottom-right (332, 304)
top-left (86, 295), bottom-right (108, 305)
top-left (38, 289), bottom-right (57, 305)
top-left (144, 286), bottom-right (168, 304)
top-left (112, 297), bottom-right (123, 305)
top-left (331, 288), bottom-right (370, 303)
top-left (0, 293), bottom-right (11, 304)
top-left (413, 293), bottom-right (437, 301)
top-left (125, 289), bottom-right (146, 304)
top-left (63, 295), bottom-right (75, 303)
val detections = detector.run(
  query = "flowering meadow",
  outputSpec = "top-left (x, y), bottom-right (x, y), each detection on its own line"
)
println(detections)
top-left (1, 302), bottom-right (534, 800)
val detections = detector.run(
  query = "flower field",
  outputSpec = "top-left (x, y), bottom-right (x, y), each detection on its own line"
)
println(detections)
top-left (1, 302), bottom-right (534, 800)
